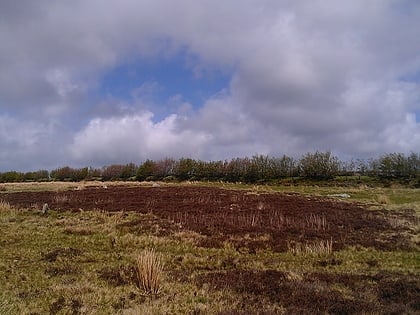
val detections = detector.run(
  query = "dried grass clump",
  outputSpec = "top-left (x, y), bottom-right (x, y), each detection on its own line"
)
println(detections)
top-left (306, 213), bottom-right (328, 231)
top-left (0, 201), bottom-right (17, 218)
top-left (53, 194), bottom-right (70, 204)
top-left (376, 194), bottom-right (391, 205)
top-left (0, 200), bottom-right (12, 212)
top-left (288, 239), bottom-right (333, 256)
top-left (136, 248), bottom-right (164, 295)
top-left (93, 210), bottom-right (124, 231)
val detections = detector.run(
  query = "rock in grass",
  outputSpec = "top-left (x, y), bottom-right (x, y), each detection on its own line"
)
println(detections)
top-left (327, 193), bottom-right (351, 198)
top-left (42, 203), bottom-right (49, 215)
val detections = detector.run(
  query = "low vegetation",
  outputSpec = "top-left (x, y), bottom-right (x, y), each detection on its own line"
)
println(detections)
top-left (0, 182), bottom-right (419, 314)
top-left (1, 151), bottom-right (420, 186)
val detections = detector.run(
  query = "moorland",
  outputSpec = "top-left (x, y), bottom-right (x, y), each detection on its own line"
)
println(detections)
top-left (0, 181), bottom-right (419, 314)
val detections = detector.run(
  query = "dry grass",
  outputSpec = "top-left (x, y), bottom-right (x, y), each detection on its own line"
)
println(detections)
top-left (136, 248), bottom-right (164, 295)
top-left (0, 200), bottom-right (12, 211)
top-left (288, 239), bottom-right (333, 256)
top-left (0, 180), bottom-right (153, 194)
top-left (305, 213), bottom-right (328, 231)
top-left (376, 194), bottom-right (391, 205)
top-left (92, 210), bottom-right (125, 234)
top-left (0, 292), bottom-right (18, 314)
top-left (0, 201), bottom-right (18, 219)
top-left (53, 194), bottom-right (70, 204)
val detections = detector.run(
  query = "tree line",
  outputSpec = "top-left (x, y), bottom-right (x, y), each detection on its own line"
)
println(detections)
top-left (1, 151), bottom-right (420, 185)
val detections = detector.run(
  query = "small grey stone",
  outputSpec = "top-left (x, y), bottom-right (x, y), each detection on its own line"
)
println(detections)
top-left (42, 203), bottom-right (49, 215)
top-left (327, 193), bottom-right (351, 198)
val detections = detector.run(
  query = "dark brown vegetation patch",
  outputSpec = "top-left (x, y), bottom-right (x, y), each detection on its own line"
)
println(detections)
top-left (45, 264), bottom-right (79, 277)
top-left (49, 296), bottom-right (65, 315)
top-left (378, 277), bottom-right (420, 310)
top-left (98, 265), bottom-right (138, 287)
top-left (196, 270), bottom-right (420, 315)
top-left (49, 296), bottom-right (82, 315)
top-left (42, 247), bottom-right (82, 262)
top-left (116, 213), bottom-right (182, 236)
top-left (3, 186), bottom-right (417, 252)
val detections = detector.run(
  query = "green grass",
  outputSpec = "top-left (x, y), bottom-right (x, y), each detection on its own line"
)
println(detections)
top-left (0, 207), bottom-right (241, 314)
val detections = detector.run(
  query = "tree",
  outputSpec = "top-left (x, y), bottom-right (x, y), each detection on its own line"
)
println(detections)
top-left (102, 164), bottom-right (125, 181)
top-left (174, 158), bottom-right (197, 181)
top-left (269, 155), bottom-right (296, 178)
top-left (299, 151), bottom-right (340, 180)
top-left (155, 158), bottom-right (176, 179)
top-left (121, 163), bottom-right (137, 180)
top-left (225, 158), bottom-right (244, 182)
top-left (73, 167), bottom-right (89, 181)
top-left (0, 171), bottom-right (24, 182)
top-left (51, 166), bottom-right (75, 181)
top-left (137, 160), bottom-right (157, 181)
top-left (407, 152), bottom-right (420, 179)
top-left (35, 169), bottom-right (50, 181)
top-left (250, 155), bottom-right (271, 182)
top-left (356, 158), bottom-right (369, 176)
top-left (377, 153), bottom-right (418, 180)
top-left (87, 167), bottom-right (102, 180)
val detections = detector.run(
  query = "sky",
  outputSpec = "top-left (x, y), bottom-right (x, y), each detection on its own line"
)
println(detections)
top-left (1, 0), bottom-right (420, 171)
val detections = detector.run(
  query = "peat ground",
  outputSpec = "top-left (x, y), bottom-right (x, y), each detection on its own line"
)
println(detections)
top-left (2, 185), bottom-right (418, 252)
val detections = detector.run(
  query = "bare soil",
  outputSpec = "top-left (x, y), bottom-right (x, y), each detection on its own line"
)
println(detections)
top-left (2, 185), bottom-right (416, 252)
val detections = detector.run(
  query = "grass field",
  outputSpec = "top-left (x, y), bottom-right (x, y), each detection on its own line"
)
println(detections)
top-left (0, 182), bottom-right (419, 314)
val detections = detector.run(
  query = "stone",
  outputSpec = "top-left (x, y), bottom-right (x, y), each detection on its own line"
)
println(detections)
top-left (42, 203), bottom-right (49, 215)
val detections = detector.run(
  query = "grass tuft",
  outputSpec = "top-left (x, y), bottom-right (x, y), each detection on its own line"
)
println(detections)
top-left (0, 200), bottom-right (18, 220)
top-left (136, 248), bottom-right (164, 295)
top-left (306, 213), bottom-right (328, 231)
top-left (0, 200), bottom-right (13, 212)
top-left (288, 239), bottom-right (333, 256)
top-left (376, 194), bottom-right (391, 205)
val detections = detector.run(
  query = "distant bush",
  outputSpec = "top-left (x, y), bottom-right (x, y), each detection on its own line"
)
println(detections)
top-left (162, 176), bottom-right (176, 182)
top-left (299, 151), bottom-right (340, 180)
top-left (1, 151), bottom-right (419, 185)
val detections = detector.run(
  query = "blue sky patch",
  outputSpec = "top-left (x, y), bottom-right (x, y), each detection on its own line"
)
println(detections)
top-left (95, 53), bottom-right (231, 112)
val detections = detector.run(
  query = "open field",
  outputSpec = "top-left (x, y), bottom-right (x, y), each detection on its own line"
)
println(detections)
top-left (1, 182), bottom-right (419, 314)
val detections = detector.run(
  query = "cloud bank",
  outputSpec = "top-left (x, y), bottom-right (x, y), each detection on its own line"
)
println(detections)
top-left (1, 0), bottom-right (419, 170)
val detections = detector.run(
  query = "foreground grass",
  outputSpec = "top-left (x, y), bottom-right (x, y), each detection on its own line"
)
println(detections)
top-left (1, 184), bottom-right (419, 314)
top-left (0, 208), bottom-right (211, 314)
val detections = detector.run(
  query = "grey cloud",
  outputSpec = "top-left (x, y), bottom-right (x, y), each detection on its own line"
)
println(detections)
top-left (0, 115), bottom-right (69, 170)
top-left (1, 0), bottom-right (420, 170)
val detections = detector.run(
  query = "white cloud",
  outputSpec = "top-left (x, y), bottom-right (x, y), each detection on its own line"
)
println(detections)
top-left (70, 112), bottom-right (211, 166)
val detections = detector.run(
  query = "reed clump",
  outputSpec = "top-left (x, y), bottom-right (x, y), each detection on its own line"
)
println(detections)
top-left (136, 248), bottom-right (164, 295)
